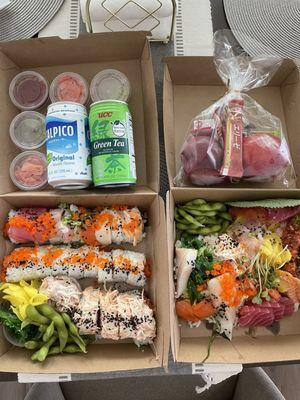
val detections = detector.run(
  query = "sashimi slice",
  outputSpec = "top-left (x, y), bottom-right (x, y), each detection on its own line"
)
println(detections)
top-left (207, 275), bottom-right (243, 339)
top-left (175, 247), bottom-right (197, 298)
top-left (175, 299), bottom-right (215, 322)
top-left (277, 270), bottom-right (300, 303)
top-left (238, 296), bottom-right (295, 327)
top-left (279, 296), bottom-right (295, 316)
top-left (5, 208), bottom-right (47, 244)
top-left (229, 207), bottom-right (268, 222)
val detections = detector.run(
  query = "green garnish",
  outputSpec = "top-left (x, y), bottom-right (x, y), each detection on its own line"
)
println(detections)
top-left (202, 317), bottom-right (222, 363)
top-left (180, 235), bottom-right (214, 304)
top-left (0, 307), bottom-right (38, 344)
top-left (187, 279), bottom-right (205, 304)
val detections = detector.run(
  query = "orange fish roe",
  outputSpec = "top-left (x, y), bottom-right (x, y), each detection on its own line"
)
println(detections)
top-left (219, 273), bottom-right (244, 307)
top-left (3, 247), bottom-right (38, 268)
top-left (123, 212), bottom-right (142, 236)
top-left (115, 255), bottom-right (132, 271)
top-left (41, 248), bottom-right (63, 267)
top-left (7, 212), bottom-right (56, 243)
top-left (36, 212), bottom-right (56, 242)
top-left (81, 212), bottom-right (114, 245)
top-left (7, 215), bottom-right (35, 231)
top-left (84, 251), bottom-right (97, 265)
top-left (95, 256), bottom-right (110, 270)
top-left (211, 260), bottom-right (235, 277)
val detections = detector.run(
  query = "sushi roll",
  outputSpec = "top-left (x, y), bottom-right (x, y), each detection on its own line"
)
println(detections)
top-left (111, 209), bottom-right (125, 245)
top-left (49, 207), bottom-right (79, 244)
top-left (3, 247), bottom-right (39, 282)
top-left (110, 206), bottom-right (144, 246)
top-left (95, 251), bottom-right (113, 282)
top-left (39, 276), bottom-right (82, 312)
top-left (99, 290), bottom-right (119, 340)
top-left (59, 247), bottom-right (85, 279)
top-left (4, 204), bottom-right (145, 247)
top-left (39, 245), bottom-right (67, 277)
top-left (122, 206), bottom-right (144, 246)
top-left (92, 208), bottom-right (114, 246)
top-left (117, 291), bottom-right (156, 345)
top-left (2, 246), bottom-right (147, 285)
top-left (73, 287), bottom-right (100, 335)
top-left (111, 250), bottom-right (146, 287)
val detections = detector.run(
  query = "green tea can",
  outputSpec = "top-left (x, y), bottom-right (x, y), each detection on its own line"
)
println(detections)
top-left (89, 100), bottom-right (136, 187)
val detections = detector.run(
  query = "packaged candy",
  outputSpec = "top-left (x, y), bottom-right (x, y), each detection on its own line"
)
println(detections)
top-left (175, 31), bottom-right (296, 188)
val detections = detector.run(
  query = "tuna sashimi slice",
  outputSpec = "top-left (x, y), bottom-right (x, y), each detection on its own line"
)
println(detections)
top-left (238, 296), bottom-right (295, 327)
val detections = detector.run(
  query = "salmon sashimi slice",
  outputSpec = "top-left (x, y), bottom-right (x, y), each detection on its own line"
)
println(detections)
top-left (176, 299), bottom-right (215, 322)
top-left (229, 207), bottom-right (268, 222)
top-left (277, 270), bottom-right (300, 303)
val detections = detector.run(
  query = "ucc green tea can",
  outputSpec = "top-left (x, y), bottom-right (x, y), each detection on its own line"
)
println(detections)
top-left (89, 100), bottom-right (137, 187)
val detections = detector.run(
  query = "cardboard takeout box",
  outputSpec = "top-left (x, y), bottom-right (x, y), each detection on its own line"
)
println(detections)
top-left (0, 31), bottom-right (159, 194)
top-left (0, 33), bottom-right (169, 374)
top-left (0, 191), bottom-right (169, 373)
top-left (163, 56), bottom-right (300, 189)
top-left (167, 188), bottom-right (300, 364)
top-left (164, 56), bottom-right (300, 364)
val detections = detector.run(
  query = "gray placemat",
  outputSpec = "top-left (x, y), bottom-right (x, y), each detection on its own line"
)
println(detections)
top-left (224, 0), bottom-right (300, 58)
top-left (0, 0), bottom-right (64, 41)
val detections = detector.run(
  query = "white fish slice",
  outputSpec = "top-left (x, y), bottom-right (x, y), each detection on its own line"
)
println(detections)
top-left (175, 247), bottom-right (198, 298)
top-left (207, 275), bottom-right (241, 340)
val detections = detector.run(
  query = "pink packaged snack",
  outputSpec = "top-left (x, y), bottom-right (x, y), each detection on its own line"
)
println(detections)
top-left (175, 31), bottom-right (296, 188)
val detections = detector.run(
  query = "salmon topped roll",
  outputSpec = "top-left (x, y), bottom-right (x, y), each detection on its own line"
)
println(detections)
top-left (4, 204), bottom-right (145, 247)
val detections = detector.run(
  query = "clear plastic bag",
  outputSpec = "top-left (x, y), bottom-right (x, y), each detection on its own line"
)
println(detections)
top-left (175, 30), bottom-right (296, 188)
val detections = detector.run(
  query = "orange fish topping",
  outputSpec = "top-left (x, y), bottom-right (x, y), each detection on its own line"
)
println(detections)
top-left (219, 273), bottom-right (244, 307)
top-left (3, 247), bottom-right (38, 268)
top-left (41, 248), bottom-right (64, 267)
top-left (210, 260), bottom-right (235, 277)
top-left (7, 212), bottom-right (56, 243)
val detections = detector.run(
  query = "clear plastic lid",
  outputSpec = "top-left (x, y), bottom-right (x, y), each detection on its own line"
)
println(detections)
top-left (10, 111), bottom-right (46, 150)
top-left (50, 72), bottom-right (89, 105)
top-left (9, 71), bottom-right (49, 111)
top-left (10, 151), bottom-right (48, 191)
top-left (90, 69), bottom-right (131, 102)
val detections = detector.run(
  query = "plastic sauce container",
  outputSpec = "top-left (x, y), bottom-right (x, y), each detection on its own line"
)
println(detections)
top-left (90, 69), bottom-right (131, 102)
top-left (10, 151), bottom-right (48, 191)
top-left (10, 111), bottom-right (46, 150)
top-left (50, 72), bottom-right (89, 105)
top-left (9, 71), bottom-right (48, 110)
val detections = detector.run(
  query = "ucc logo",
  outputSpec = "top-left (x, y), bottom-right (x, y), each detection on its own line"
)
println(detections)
top-left (98, 111), bottom-right (112, 118)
